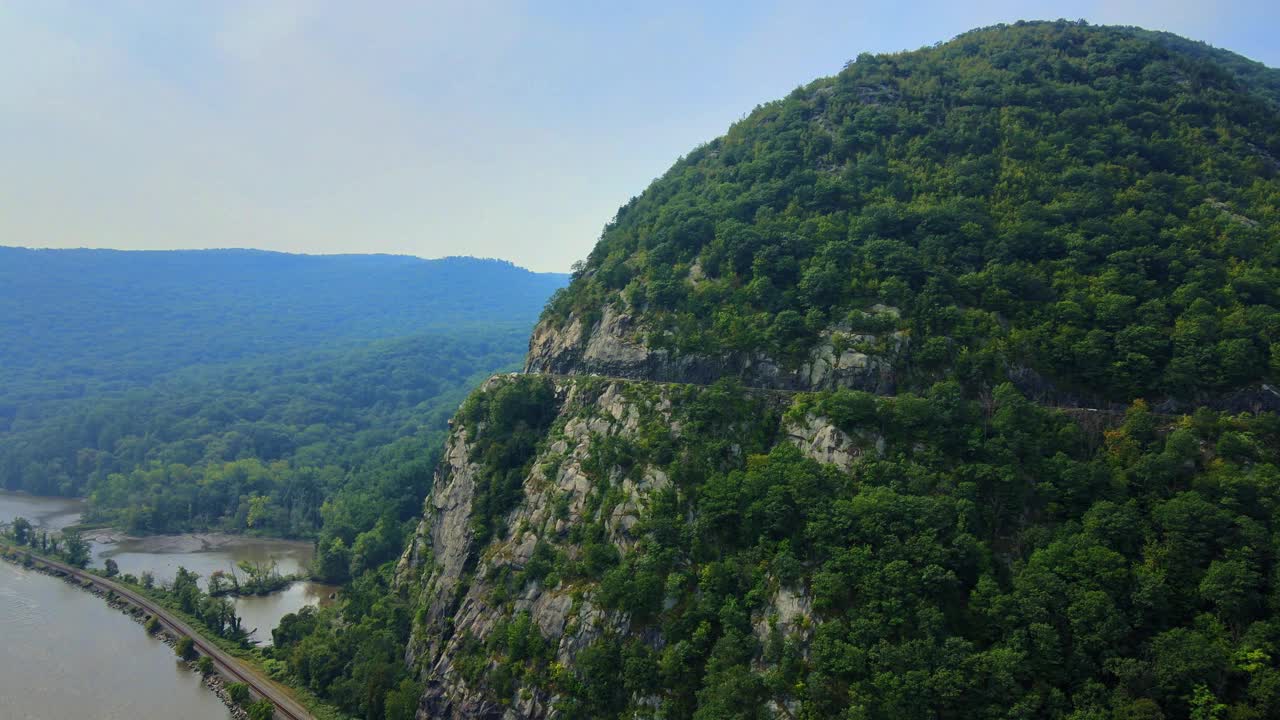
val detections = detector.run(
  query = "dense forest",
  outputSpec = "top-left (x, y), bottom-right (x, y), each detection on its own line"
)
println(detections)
top-left (423, 375), bottom-right (1280, 720)
top-left (0, 248), bottom-right (565, 423)
top-left (543, 21), bottom-right (1280, 404)
top-left (0, 249), bottom-right (566, 583)
top-left (380, 21), bottom-right (1280, 720)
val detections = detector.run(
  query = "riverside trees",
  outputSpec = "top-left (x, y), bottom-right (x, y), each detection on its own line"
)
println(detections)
top-left (2, 519), bottom-right (89, 569)
top-left (158, 566), bottom-right (244, 642)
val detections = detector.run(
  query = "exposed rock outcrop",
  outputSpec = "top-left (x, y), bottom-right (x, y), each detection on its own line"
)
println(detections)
top-left (399, 371), bottom-right (867, 719)
top-left (525, 305), bottom-right (905, 393)
top-left (401, 377), bottom-right (686, 718)
top-left (786, 413), bottom-right (882, 472)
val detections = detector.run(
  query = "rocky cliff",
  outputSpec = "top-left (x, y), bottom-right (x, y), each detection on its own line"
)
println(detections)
top-left (399, 373), bottom-right (857, 718)
top-left (524, 303), bottom-right (905, 394)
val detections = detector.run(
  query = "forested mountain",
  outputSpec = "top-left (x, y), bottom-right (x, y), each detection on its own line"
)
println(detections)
top-left (336, 21), bottom-right (1280, 720)
top-left (0, 249), bottom-right (566, 581)
top-left (0, 248), bottom-right (565, 422)
top-left (537, 22), bottom-right (1280, 407)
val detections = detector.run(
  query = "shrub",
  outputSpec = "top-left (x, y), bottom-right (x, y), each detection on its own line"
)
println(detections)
top-left (227, 682), bottom-right (251, 706)
top-left (174, 635), bottom-right (196, 661)
top-left (247, 698), bottom-right (275, 720)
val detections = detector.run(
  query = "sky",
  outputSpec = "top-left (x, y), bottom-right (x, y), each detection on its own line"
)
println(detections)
top-left (1, 1), bottom-right (1276, 273)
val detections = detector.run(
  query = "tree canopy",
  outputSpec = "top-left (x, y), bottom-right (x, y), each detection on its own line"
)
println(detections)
top-left (544, 20), bottom-right (1280, 404)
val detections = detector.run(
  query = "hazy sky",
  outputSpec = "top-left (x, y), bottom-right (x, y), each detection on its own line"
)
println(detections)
top-left (1, 1), bottom-right (1276, 272)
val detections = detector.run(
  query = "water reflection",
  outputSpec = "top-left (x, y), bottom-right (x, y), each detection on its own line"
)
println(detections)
top-left (235, 579), bottom-right (339, 646)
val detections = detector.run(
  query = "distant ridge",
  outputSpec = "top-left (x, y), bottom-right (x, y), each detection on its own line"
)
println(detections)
top-left (0, 246), bottom-right (568, 410)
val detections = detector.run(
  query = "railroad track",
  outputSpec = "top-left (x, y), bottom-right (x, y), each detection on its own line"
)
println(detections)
top-left (13, 551), bottom-right (313, 720)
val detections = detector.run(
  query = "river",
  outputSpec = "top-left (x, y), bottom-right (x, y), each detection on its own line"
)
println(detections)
top-left (0, 559), bottom-right (231, 719)
top-left (0, 491), bottom-right (337, 646)
top-left (0, 491), bottom-right (84, 533)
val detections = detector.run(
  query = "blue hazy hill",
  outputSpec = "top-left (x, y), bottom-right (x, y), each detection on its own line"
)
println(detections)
top-left (0, 247), bottom-right (567, 410)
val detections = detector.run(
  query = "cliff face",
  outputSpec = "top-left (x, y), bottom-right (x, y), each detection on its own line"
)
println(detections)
top-left (401, 377), bottom-right (649, 718)
top-left (398, 368), bottom-right (874, 719)
top-left (524, 303), bottom-right (905, 394)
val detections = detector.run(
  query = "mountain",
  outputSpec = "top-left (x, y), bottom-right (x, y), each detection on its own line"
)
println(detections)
top-left (0, 248), bottom-right (567, 420)
top-left (368, 21), bottom-right (1280, 720)
top-left (530, 22), bottom-right (1279, 409)
top-left (0, 249), bottom-right (566, 569)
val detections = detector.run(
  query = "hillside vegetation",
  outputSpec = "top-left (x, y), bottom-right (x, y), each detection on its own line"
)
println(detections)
top-left (372, 21), bottom-right (1280, 720)
top-left (401, 375), bottom-right (1280, 720)
top-left (543, 20), bottom-right (1280, 404)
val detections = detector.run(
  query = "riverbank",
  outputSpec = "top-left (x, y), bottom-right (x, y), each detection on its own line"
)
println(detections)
top-left (2, 491), bottom-right (339, 649)
top-left (0, 545), bottom-right (249, 719)
top-left (0, 544), bottom-right (345, 720)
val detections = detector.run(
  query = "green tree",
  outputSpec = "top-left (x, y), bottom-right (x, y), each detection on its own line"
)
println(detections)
top-left (246, 494), bottom-right (273, 529)
top-left (61, 529), bottom-right (89, 568)
top-left (227, 682), bottom-right (251, 706)
top-left (247, 698), bottom-right (275, 720)
top-left (207, 570), bottom-right (232, 596)
top-left (384, 678), bottom-right (422, 720)
top-left (175, 636), bottom-right (197, 662)
top-left (1189, 684), bottom-right (1227, 720)
top-left (314, 537), bottom-right (352, 584)
top-left (1199, 558), bottom-right (1259, 628)
top-left (172, 566), bottom-right (202, 614)
top-left (10, 516), bottom-right (32, 545)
